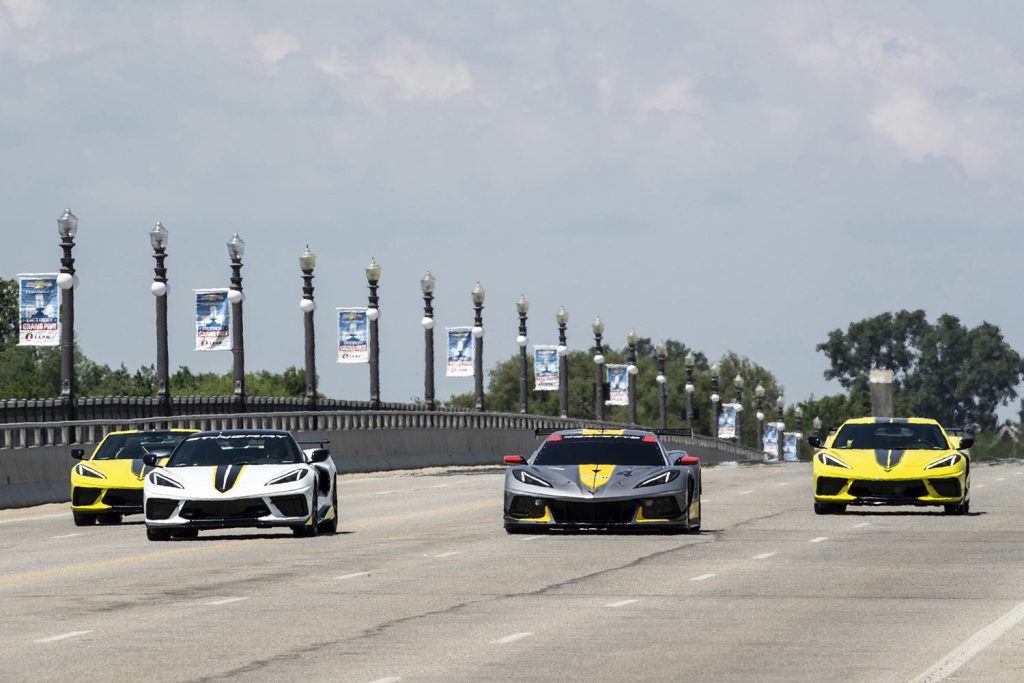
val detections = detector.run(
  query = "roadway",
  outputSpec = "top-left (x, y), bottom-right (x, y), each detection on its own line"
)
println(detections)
top-left (1, 461), bottom-right (1023, 682)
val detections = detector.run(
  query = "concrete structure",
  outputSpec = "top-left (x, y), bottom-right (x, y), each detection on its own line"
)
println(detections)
top-left (869, 369), bottom-right (895, 417)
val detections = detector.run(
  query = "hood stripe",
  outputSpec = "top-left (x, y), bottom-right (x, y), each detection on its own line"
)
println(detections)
top-left (578, 464), bottom-right (616, 491)
top-left (874, 449), bottom-right (906, 471)
top-left (213, 464), bottom-right (246, 492)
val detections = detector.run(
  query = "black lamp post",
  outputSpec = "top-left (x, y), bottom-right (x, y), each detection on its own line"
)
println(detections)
top-left (471, 282), bottom-right (485, 411)
top-left (57, 209), bottom-right (78, 425)
top-left (516, 295), bottom-right (529, 414)
top-left (556, 306), bottom-right (569, 418)
top-left (795, 405), bottom-right (804, 460)
top-left (813, 415), bottom-right (823, 443)
top-left (150, 222), bottom-right (171, 416)
top-left (421, 272), bottom-right (436, 411)
top-left (299, 246), bottom-right (317, 412)
top-left (626, 329), bottom-right (638, 425)
top-left (710, 363), bottom-right (720, 437)
top-left (366, 257), bottom-right (381, 409)
top-left (776, 394), bottom-right (785, 462)
top-left (684, 351), bottom-right (696, 431)
top-left (733, 374), bottom-right (744, 443)
top-left (592, 316), bottom-right (605, 421)
top-left (656, 340), bottom-right (668, 430)
top-left (755, 384), bottom-right (766, 454)
top-left (227, 233), bottom-right (246, 412)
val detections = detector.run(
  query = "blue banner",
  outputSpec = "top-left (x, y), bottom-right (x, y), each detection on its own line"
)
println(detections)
top-left (18, 274), bottom-right (59, 346)
top-left (606, 365), bottom-right (628, 406)
top-left (194, 289), bottom-right (231, 351)
top-left (446, 327), bottom-right (473, 377)
top-left (717, 404), bottom-right (737, 439)
top-left (337, 307), bottom-right (369, 363)
top-left (762, 422), bottom-right (780, 459)
top-left (533, 345), bottom-right (558, 391)
top-left (783, 432), bottom-right (801, 462)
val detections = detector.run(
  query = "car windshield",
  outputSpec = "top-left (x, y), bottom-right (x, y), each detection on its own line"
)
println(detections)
top-left (832, 423), bottom-right (950, 450)
top-left (533, 435), bottom-right (666, 466)
top-left (92, 431), bottom-right (193, 460)
top-left (167, 434), bottom-right (303, 467)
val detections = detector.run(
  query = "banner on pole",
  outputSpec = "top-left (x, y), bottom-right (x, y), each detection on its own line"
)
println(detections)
top-left (783, 432), bottom-right (801, 462)
top-left (18, 274), bottom-right (59, 346)
top-left (533, 345), bottom-right (559, 391)
top-left (446, 327), bottom-right (474, 377)
top-left (194, 289), bottom-right (231, 351)
top-left (762, 422), bottom-right (780, 459)
top-left (717, 403), bottom-right (738, 440)
top-left (606, 364), bottom-right (628, 406)
top-left (336, 307), bottom-right (369, 363)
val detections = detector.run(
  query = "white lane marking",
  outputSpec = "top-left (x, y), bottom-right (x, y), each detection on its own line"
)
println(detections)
top-left (430, 551), bottom-right (460, 558)
top-left (690, 573), bottom-right (716, 581)
top-left (909, 601), bottom-right (1024, 683)
top-left (605, 599), bottom-right (639, 608)
top-left (206, 597), bottom-right (249, 606)
top-left (752, 552), bottom-right (777, 560)
top-left (335, 572), bottom-right (370, 580)
top-left (776, 482), bottom-right (790, 487)
top-left (810, 537), bottom-right (828, 543)
top-left (490, 632), bottom-right (533, 645)
top-left (977, 484), bottom-right (986, 488)
top-left (854, 522), bottom-right (871, 529)
top-left (35, 630), bottom-right (91, 643)
top-left (51, 532), bottom-right (83, 539)
top-left (347, 484), bottom-right (451, 499)
top-left (0, 513), bottom-right (68, 525)
top-left (701, 498), bottom-right (711, 503)
top-left (740, 490), bottom-right (753, 495)
top-left (368, 678), bottom-right (402, 683)
top-left (517, 535), bottom-right (541, 542)
top-left (996, 478), bottom-right (1006, 482)
top-left (339, 477), bottom-right (386, 485)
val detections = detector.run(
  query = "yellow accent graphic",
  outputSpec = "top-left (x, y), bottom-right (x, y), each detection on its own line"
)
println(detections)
top-left (578, 429), bottom-right (625, 436)
top-left (579, 464), bottom-right (616, 491)
top-left (212, 464), bottom-right (246, 492)
top-left (635, 507), bottom-right (670, 523)
top-left (518, 506), bottom-right (552, 523)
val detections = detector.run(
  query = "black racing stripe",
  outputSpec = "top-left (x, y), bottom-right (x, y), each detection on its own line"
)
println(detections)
top-left (888, 450), bottom-right (905, 468)
top-left (875, 449), bottom-right (889, 468)
top-left (214, 464), bottom-right (244, 492)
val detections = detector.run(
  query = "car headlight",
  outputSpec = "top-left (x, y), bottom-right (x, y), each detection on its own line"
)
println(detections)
top-left (512, 469), bottom-right (553, 488)
top-left (635, 470), bottom-right (680, 488)
top-left (925, 453), bottom-right (962, 470)
top-left (149, 472), bottom-right (183, 489)
top-left (266, 469), bottom-right (309, 486)
top-left (817, 452), bottom-right (851, 469)
top-left (74, 464), bottom-right (106, 479)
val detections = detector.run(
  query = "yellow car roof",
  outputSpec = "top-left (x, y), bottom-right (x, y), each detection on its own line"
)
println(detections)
top-left (839, 417), bottom-right (941, 427)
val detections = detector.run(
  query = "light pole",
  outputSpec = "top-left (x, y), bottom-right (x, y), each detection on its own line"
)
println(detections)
top-left (592, 316), bottom-right (605, 421)
top-left (795, 405), bottom-right (804, 460)
top-left (299, 246), bottom-right (317, 412)
top-left (557, 306), bottom-right (569, 418)
top-left (227, 233), bottom-right (246, 412)
top-left (812, 415), bottom-right (823, 444)
top-left (57, 209), bottom-right (78, 425)
top-left (710, 363), bottom-right (720, 437)
top-left (656, 340), bottom-right (668, 430)
top-left (733, 374), bottom-right (744, 442)
top-left (366, 257), bottom-right (381, 409)
top-left (684, 351), bottom-right (696, 431)
top-left (776, 395), bottom-right (785, 462)
top-left (150, 222), bottom-right (171, 416)
top-left (516, 295), bottom-right (529, 414)
top-left (755, 384), bottom-right (766, 454)
top-left (626, 329), bottom-right (638, 425)
top-left (421, 272), bottom-right (436, 411)
top-left (471, 282), bottom-right (485, 411)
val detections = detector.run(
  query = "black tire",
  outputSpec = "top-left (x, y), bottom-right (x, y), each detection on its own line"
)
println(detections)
top-left (147, 527), bottom-right (171, 541)
top-left (814, 502), bottom-right (847, 515)
top-left (171, 528), bottom-right (199, 539)
top-left (317, 488), bottom-right (338, 535)
top-left (293, 492), bottom-right (320, 537)
top-left (944, 499), bottom-right (970, 515)
top-left (685, 480), bottom-right (701, 533)
top-left (73, 513), bottom-right (96, 527)
top-left (96, 513), bottom-right (123, 525)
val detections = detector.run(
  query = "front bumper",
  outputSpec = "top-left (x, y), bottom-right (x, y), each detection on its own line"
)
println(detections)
top-left (145, 486), bottom-right (314, 530)
top-left (72, 484), bottom-right (143, 515)
top-left (503, 491), bottom-right (692, 529)
top-left (813, 472), bottom-right (966, 506)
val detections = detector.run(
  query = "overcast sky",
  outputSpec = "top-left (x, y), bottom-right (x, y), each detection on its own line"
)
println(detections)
top-left (2, 1), bottom-right (1023, 411)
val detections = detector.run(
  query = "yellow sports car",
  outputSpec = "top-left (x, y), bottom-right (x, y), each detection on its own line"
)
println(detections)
top-left (70, 429), bottom-right (198, 526)
top-left (810, 417), bottom-right (972, 515)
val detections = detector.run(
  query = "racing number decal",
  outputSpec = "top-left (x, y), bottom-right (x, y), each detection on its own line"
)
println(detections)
top-left (578, 464), bottom-right (615, 492)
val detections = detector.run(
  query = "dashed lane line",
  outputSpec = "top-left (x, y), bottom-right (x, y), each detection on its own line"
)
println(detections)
top-left (34, 630), bottom-right (91, 643)
top-left (206, 597), bottom-right (249, 606)
top-left (430, 551), bottom-right (461, 558)
top-left (605, 599), bottom-right (639, 608)
top-left (752, 552), bottom-right (778, 560)
top-left (491, 632), bottom-right (533, 645)
top-left (690, 573), bottom-right (716, 581)
top-left (854, 522), bottom-right (871, 529)
top-left (51, 533), bottom-right (82, 539)
top-left (516, 536), bottom-right (541, 542)
top-left (810, 537), bottom-right (828, 543)
top-left (909, 601), bottom-right (1024, 683)
top-left (368, 677), bottom-right (402, 683)
top-left (335, 572), bottom-right (371, 580)
top-left (739, 490), bottom-right (753, 495)
top-left (0, 513), bottom-right (68, 526)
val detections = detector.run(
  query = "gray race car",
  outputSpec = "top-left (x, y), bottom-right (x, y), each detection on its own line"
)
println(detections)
top-left (503, 428), bottom-right (702, 533)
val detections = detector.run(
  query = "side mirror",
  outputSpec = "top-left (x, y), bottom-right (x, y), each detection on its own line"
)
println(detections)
top-left (70, 448), bottom-right (85, 460)
top-left (674, 455), bottom-right (700, 466)
top-left (504, 455), bottom-right (525, 465)
top-left (807, 435), bottom-right (821, 448)
top-left (958, 437), bottom-right (974, 449)
top-left (310, 449), bottom-right (331, 463)
top-left (142, 453), bottom-right (159, 467)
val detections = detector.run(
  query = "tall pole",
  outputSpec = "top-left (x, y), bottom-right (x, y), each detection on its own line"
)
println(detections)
top-left (150, 222), bottom-right (171, 416)
top-left (777, 395), bottom-right (785, 462)
top-left (516, 295), bottom-right (529, 415)
top-left (227, 234), bottom-right (246, 412)
top-left (684, 351), bottom-right (695, 431)
top-left (710, 363), bottom-right (720, 438)
top-left (471, 282), bottom-right (485, 412)
top-left (299, 246), bottom-right (317, 414)
top-left (626, 330), bottom-right (638, 425)
top-left (557, 306), bottom-right (569, 418)
top-left (734, 374), bottom-right (744, 443)
top-left (421, 272), bottom-right (436, 411)
top-left (755, 384), bottom-right (765, 456)
top-left (592, 317), bottom-right (605, 421)
top-left (366, 258), bottom-right (381, 410)
top-left (795, 406), bottom-right (804, 461)
top-left (656, 341), bottom-right (668, 430)
top-left (57, 209), bottom-right (78, 426)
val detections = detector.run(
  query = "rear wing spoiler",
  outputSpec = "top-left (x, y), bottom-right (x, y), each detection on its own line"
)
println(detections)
top-left (297, 439), bottom-right (331, 451)
top-left (533, 427), bottom-right (693, 438)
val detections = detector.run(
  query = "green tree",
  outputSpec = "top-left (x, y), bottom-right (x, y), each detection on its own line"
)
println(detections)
top-left (0, 278), bottom-right (17, 352)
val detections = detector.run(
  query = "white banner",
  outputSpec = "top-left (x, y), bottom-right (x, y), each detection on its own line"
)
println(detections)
top-left (606, 364), bottom-right (628, 406)
top-left (533, 345), bottom-right (559, 391)
top-left (762, 422), bottom-right (781, 459)
top-left (446, 327), bottom-right (474, 377)
top-left (194, 289), bottom-right (231, 351)
top-left (18, 274), bottom-right (59, 346)
top-left (337, 307), bottom-right (369, 363)
top-left (783, 432), bottom-right (802, 462)
top-left (718, 403), bottom-right (738, 440)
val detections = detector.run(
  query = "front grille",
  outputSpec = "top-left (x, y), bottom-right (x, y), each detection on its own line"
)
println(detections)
top-left (270, 494), bottom-right (308, 518)
top-left (640, 496), bottom-right (682, 519)
top-left (72, 488), bottom-right (102, 506)
top-left (180, 498), bottom-right (270, 520)
top-left (816, 477), bottom-right (848, 496)
top-left (103, 489), bottom-right (143, 507)
top-left (508, 496), bottom-right (548, 519)
top-left (848, 480), bottom-right (928, 500)
top-left (928, 479), bottom-right (961, 498)
top-left (548, 500), bottom-right (636, 524)
top-left (146, 498), bottom-right (178, 520)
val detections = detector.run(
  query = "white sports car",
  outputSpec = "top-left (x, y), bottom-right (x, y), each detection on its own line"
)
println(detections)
top-left (142, 429), bottom-right (338, 541)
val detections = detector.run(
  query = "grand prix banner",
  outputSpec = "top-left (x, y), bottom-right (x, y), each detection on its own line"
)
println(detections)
top-left (606, 365), bottom-right (628, 406)
top-left (762, 422), bottom-right (780, 459)
top-left (194, 289), bottom-right (231, 351)
top-left (783, 432), bottom-right (801, 462)
top-left (337, 307), bottom-right (369, 363)
top-left (533, 345), bottom-right (559, 390)
top-left (18, 274), bottom-right (59, 346)
top-left (717, 403), bottom-right (738, 439)
top-left (446, 327), bottom-right (474, 377)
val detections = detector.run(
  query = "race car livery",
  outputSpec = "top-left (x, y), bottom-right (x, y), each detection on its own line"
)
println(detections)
top-left (503, 428), bottom-right (701, 533)
top-left (70, 429), bottom-right (198, 526)
top-left (143, 429), bottom-right (338, 540)
top-left (810, 417), bottom-right (973, 515)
